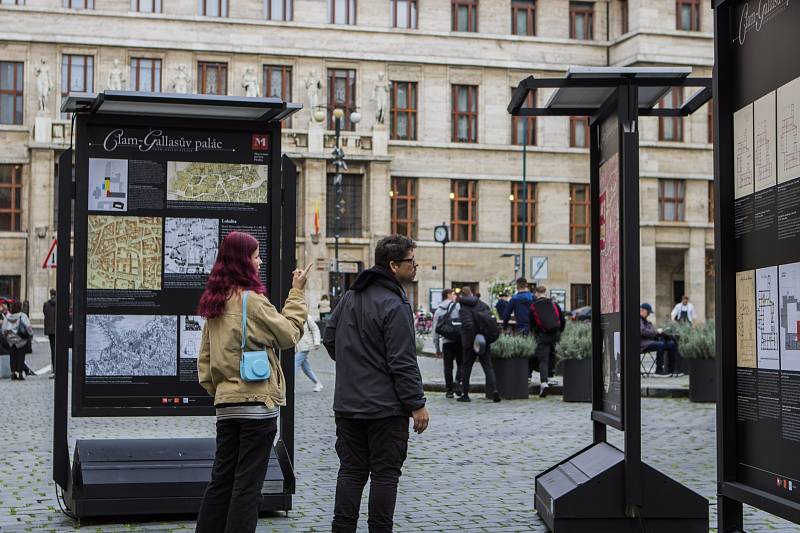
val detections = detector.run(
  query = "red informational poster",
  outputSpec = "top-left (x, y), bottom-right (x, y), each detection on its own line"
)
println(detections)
top-left (599, 152), bottom-right (620, 315)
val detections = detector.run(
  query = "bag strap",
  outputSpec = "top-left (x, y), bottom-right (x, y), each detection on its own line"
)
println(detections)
top-left (241, 290), bottom-right (249, 351)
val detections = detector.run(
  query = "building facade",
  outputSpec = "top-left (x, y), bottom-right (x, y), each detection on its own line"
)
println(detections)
top-left (0, 0), bottom-right (714, 324)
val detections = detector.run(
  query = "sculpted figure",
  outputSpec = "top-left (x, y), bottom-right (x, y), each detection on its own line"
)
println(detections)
top-left (35, 58), bottom-right (52, 112)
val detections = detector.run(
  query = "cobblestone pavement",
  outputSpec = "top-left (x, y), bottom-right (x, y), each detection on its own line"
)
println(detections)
top-left (0, 343), bottom-right (797, 532)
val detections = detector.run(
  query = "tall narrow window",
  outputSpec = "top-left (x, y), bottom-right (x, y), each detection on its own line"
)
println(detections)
top-left (0, 165), bottom-right (22, 231)
top-left (511, 182), bottom-right (536, 243)
top-left (620, 0), bottom-right (628, 33)
top-left (708, 181), bottom-right (715, 223)
top-left (707, 100), bottom-right (714, 144)
top-left (451, 179), bottom-right (478, 241)
top-left (63, 0), bottom-right (93, 8)
top-left (198, 62), bottom-right (227, 95)
top-left (452, 85), bottom-right (478, 143)
top-left (676, 0), bottom-right (701, 30)
top-left (570, 116), bottom-right (589, 148)
top-left (0, 276), bottom-right (21, 299)
top-left (326, 173), bottom-right (363, 237)
top-left (570, 184), bottom-right (590, 244)
top-left (390, 81), bottom-right (417, 140)
top-left (571, 283), bottom-right (591, 309)
top-left (265, 0), bottom-right (292, 20)
top-left (391, 0), bottom-right (417, 28)
top-left (511, 0), bottom-right (536, 36)
top-left (452, 0), bottom-right (478, 32)
top-left (199, 0), bottom-right (228, 16)
top-left (569, 2), bottom-right (594, 40)
top-left (61, 55), bottom-right (94, 118)
top-left (264, 65), bottom-right (292, 126)
top-left (659, 179), bottom-right (686, 221)
top-left (512, 88), bottom-right (536, 145)
top-left (327, 69), bottom-right (357, 131)
top-left (131, 0), bottom-right (161, 12)
top-left (390, 177), bottom-right (417, 238)
top-left (659, 89), bottom-right (684, 141)
top-left (329, 0), bottom-right (356, 24)
top-left (0, 62), bottom-right (24, 125)
top-left (130, 58), bottom-right (162, 93)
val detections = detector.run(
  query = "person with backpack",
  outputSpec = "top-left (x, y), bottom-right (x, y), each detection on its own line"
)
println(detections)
top-left (530, 286), bottom-right (566, 397)
top-left (432, 288), bottom-right (462, 398)
top-left (457, 287), bottom-right (501, 403)
top-left (2, 300), bottom-right (33, 381)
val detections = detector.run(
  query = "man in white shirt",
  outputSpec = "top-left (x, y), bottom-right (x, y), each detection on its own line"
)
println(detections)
top-left (670, 295), bottom-right (696, 325)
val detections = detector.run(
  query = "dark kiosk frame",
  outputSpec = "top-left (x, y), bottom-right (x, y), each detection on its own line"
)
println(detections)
top-left (712, 0), bottom-right (800, 530)
top-left (53, 91), bottom-right (301, 518)
top-left (509, 69), bottom-right (712, 532)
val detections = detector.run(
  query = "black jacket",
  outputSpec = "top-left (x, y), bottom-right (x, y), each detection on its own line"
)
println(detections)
top-left (530, 296), bottom-right (566, 341)
top-left (323, 266), bottom-right (426, 418)
top-left (458, 295), bottom-right (491, 349)
top-left (43, 298), bottom-right (56, 336)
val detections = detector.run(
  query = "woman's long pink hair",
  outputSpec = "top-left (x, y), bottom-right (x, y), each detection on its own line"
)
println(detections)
top-left (197, 231), bottom-right (265, 319)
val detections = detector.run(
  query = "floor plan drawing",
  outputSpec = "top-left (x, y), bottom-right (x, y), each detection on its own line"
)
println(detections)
top-left (734, 103), bottom-right (754, 199)
top-left (736, 270), bottom-right (757, 368)
top-left (778, 75), bottom-right (800, 183)
top-left (179, 315), bottom-right (205, 359)
top-left (164, 218), bottom-right (219, 275)
top-left (87, 216), bottom-right (163, 290)
top-left (754, 91), bottom-right (777, 191)
top-left (85, 314), bottom-right (177, 376)
top-left (88, 158), bottom-right (128, 211)
top-left (780, 262), bottom-right (800, 372)
top-left (166, 162), bottom-right (269, 204)
top-left (757, 266), bottom-right (780, 369)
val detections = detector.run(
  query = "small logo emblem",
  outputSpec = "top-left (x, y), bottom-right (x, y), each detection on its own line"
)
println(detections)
top-left (252, 134), bottom-right (269, 151)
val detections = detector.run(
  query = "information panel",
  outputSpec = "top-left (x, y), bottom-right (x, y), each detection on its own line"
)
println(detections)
top-left (727, 0), bottom-right (800, 506)
top-left (72, 117), bottom-right (273, 416)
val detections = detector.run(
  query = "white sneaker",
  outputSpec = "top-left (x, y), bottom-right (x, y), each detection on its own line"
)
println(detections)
top-left (313, 382), bottom-right (324, 392)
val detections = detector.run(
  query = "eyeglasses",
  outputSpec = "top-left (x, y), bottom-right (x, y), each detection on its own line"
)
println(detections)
top-left (394, 257), bottom-right (418, 267)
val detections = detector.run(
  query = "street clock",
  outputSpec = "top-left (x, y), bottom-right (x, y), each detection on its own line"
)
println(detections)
top-left (434, 224), bottom-right (449, 244)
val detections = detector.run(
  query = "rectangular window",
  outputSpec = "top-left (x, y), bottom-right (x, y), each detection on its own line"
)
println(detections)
top-left (326, 173), bottom-right (363, 237)
top-left (0, 276), bottom-right (21, 300)
top-left (511, 182), bottom-right (536, 243)
top-left (659, 89), bottom-right (684, 141)
top-left (708, 181), bottom-right (714, 223)
top-left (329, 0), bottom-right (356, 24)
top-left (0, 164), bottom-right (22, 232)
top-left (131, 0), bottom-right (161, 12)
top-left (199, 0), bottom-right (227, 16)
top-left (659, 179), bottom-right (686, 222)
top-left (707, 100), bottom-right (714, 144)
top-left (512, 88), bottom-right (536, 145)
top-left (451, 179), bottom-right (478, 241)
top-left (390, 177), bottom-right (417, 238)
top-left (63, 0), bottom-right (93, 8)
top-left (327, 69), bottom-right (357, 131)
top-left (0, 62), bottom-right (23, 125)
top-left (571, 283), bottom-right (591, 309)
top-left (452, 0), bottom-right (478, 32)
top-left (61, 54), bottom-right (93, 118)
top-left (570, 116), bottom-right (589, 148)
top-left (676, 0), bottom-right (701, 30)
top-left (452, 85), bottom-right (478, 143)
top-left (264, 65), bottom-right (292, 126)
top-left (130, 58), bottom-right (162, 93)
top-left (265, 0), bottom-right (292, 21)
top-left (390, 81), bottom-right (417, 140)
top-left (570, 184), bottom-right (590, 244)
top-left (1, 0), bottom-right (25, 4)
top-left (391, 0), bottom-right (417, 28)
top-left (511, 0), bottom-right (535, 36)
top-left (620, 0), bottom-right (628, 33)
top-left (198, 62), bottom-right (227, 95)
top-left (570, 2), bottom-right (594, 40)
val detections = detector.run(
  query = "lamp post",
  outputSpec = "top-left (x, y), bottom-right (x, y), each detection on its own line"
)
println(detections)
top-left (521, 125), bottom-right (528, 279)
top-left (434, 222), bottom-right (449, 290)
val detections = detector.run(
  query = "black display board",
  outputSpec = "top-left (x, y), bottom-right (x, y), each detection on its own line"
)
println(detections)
top-left (71, 115), bottom-right (276, 416)
top-left (715, 0), bottom-right (800, 527)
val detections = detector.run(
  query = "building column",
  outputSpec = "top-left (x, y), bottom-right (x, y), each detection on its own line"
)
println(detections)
top-left (639, 227), bottom-right (657, 315)
top-left (27, 147), bottom-right (55, 322)
top-left (684, 228), bottom-right (707, 323)
top-left (303, 158), bottom-right (327, 316)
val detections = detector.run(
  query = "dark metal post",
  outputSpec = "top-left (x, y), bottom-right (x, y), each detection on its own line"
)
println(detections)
top-left (333, 116), bottom-right (342, 303)
top-left (442, 241), bottom-right (446, 289)
top-left (521, 125), bottom-right (528, 278)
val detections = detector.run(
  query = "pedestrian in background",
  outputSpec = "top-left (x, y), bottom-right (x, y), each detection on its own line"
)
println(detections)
top-left (670, 295), bottom-right (696, 325)
top-left (296, 317), bottom-right (324, 392)
top-left (495, 292), bottom-right (511, 330)
top-left (43, 289), bottom-right (57, 377)
top-left (458, 287), bottom-right (501, 403)
top-left (195, 231), bottom-right (309, 533)
top-left (324, 234), bottom-right (428, 533)
top-left (530, 286), bottom-right (566, 397)
top-left (318, 294), bottom-right (332, 321)
top-left (2, 301), bottom-right (33, 381)
top-left (504, 278), bottom-right (533, 334)
top-left (432, 288), bottom-right (462, 398)
top-left (640, 303), bottom-right (679, 377)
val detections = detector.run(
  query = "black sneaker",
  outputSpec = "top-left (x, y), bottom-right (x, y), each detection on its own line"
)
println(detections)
top-left (446, 391), bottom-right (454, 399)
top-left (492, 391), bottom-right (501, 403)
top-left (457, 395), bottom-right (471, 402)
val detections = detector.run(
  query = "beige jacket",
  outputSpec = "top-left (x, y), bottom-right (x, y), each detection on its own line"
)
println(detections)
top-left (198, 288), bottom-right (306, 407)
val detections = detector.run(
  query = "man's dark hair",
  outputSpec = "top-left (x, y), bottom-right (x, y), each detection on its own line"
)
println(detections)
top-left (375, 234), bottom-right (416, 269)
top-left (50, 289), bottom-right (56, 298)
top-left (10, 301), bottom-right (21, 314)
top-left (442, 289), bottom-right (453, 299)
top-left (500, 292), bottom-right (509, 298)
top-left (516, 277), bottom-right (528, 289)
top-left (461, 287), bottom-right (473, 297)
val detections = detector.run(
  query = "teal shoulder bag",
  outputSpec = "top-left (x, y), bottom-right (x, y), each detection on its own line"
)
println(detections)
top-left (240, 290), bottom-right (271, 382)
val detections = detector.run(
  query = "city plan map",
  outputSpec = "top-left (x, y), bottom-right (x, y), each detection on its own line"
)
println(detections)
top-left (167, 162), bottom-right (268, 203)
top-left (85, 314), bottom-right (177, 376)
top-left (87, 215), bottom-right (163, 290)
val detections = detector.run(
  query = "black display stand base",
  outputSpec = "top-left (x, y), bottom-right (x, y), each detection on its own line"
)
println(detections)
top-left (65, 438), bottom-right (291, 518)
top-left (534, 442), bottom-right (708, 533)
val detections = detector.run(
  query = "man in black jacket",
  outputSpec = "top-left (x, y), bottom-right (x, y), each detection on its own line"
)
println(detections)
top-left (323, 234), bottom-right (429, 533)
top-left (530, 286), bottom-right (566, 397)
top-left (457, 287), bottom-right (500, 403)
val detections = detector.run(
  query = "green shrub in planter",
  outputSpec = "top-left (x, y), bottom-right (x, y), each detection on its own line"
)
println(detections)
top-left (491, 334), bottom-right (534, 399)
top-left (677, 321), bottom-right (716, 359)
top-left (557, 321), bottom-right (592, 402)
top-left (490, 334), bottom-right (536, 359)
top-left (557, 321), bottom-right (592, 361)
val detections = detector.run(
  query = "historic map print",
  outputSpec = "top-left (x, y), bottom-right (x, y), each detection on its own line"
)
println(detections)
top-left (780, 262), bottom-right (800, 372)
top-left (756, 266), bottom-right (780, 369)
top-left (179, 315), bottom-right (206, 359)
top-left (164, 217), bottom-right (219, 275)
top-left (599, 152), bottom-right (620, 315)
top-left (754, 92), bottom-right (777, 192)
top-left (87, 215), bottom-right (163, 290)
top-left (734, 103), bottom-right (754, 199)
top-left (736, 270), bottom-right (757, 368)
top-left (85, 314), bottom-right (177, 376)
top-left (778, 75), bottom-right (800, 184)
top-left (88, 158), bottom-right (128, 212)
top-left (166, 162), bottom-right (269, 203)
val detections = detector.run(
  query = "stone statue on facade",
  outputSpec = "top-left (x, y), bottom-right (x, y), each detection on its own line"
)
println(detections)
top-left (172, 64), bottom-right (190, 94)
top-left (35, 58), bottom-right (52, 113)
top-left (305, 71), bottom-right (321, 115)
top-left (242, 67), bottom-right (260, 98)
top-left (107, 59), bottom-right (125, 91)
top-left (372, 72), bottom-right (390, 125)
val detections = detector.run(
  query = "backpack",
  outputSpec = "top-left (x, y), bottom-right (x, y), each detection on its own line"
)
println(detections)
top-left (530, 299), bottom-right (562, 334)
top-left (435, 302), bottom-right (462, 342)
top-left (16, 319), bottom-right (30, 340)
top-left (473, 304), bottom-right (500, 344)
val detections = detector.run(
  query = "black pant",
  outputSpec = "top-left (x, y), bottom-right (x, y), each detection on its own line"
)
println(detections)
top-left (462, 346), bottom-right (497, 397)
top-left (333, 416), bottom-right (409, 533)
top-left (9, 345), bottom-right (25, 376)
top-left (531, 338), bottom-right (556, 384)
top-left (442, 341), bottom-right (463, 393)
top-left (644, 340), bottom-right (679, 374)
top-left (48, 334), bottom-right (56, 371)
top-left (196, 417), bottom-right (278, 533)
